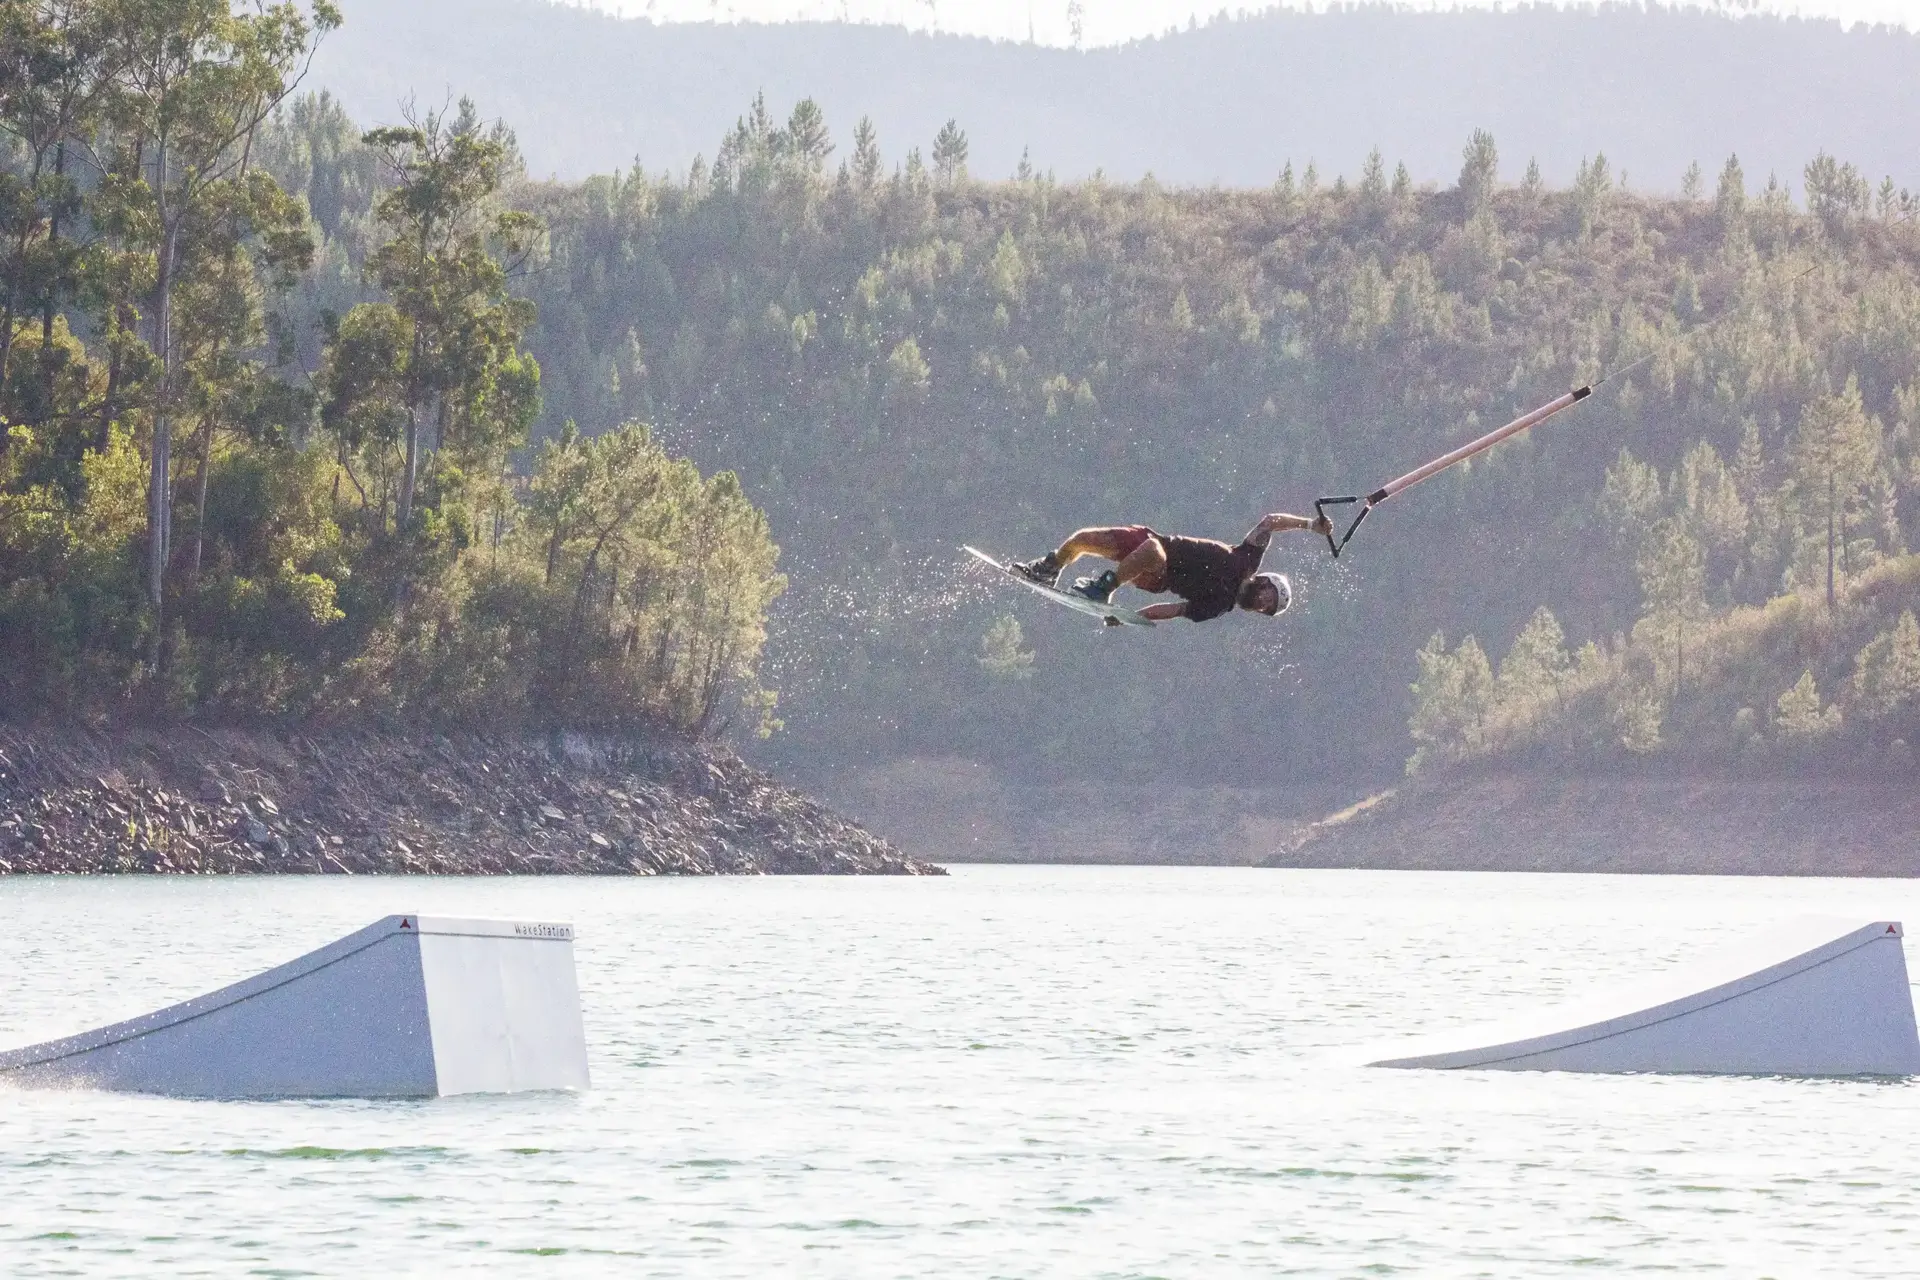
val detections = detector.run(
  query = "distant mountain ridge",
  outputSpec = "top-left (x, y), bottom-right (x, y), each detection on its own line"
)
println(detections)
top-left (308, 0), bottom-right (1920, 190)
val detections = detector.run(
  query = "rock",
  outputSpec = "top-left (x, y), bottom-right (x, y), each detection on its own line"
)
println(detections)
top-left (0, 726), bottom-right (942, 878)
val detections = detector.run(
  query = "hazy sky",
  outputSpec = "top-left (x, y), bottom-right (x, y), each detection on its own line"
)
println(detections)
top-left (572, 0), bottom-right (1917, 47)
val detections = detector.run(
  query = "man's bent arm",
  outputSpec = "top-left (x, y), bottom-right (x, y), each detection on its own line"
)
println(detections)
top-left (1245, 511), bottom-right (1331, 548)
top-left (1139, 601), bottom-right (1188, 621)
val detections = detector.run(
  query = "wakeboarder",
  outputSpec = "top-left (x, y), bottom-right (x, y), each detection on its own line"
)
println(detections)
top-left (1009, 511), bottom-right (1331, 622)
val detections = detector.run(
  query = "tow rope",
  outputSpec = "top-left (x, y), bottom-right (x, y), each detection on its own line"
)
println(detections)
top-left (1308, 223), bottom-right (1875, 561)
top-left (1313, 384), bottom-right (1592, 559)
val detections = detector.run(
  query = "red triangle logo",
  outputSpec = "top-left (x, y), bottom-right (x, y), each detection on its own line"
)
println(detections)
top-left (1888, 924), bottom-right (1899, 935)
top-left (400, 917), bottom-right (412, 929)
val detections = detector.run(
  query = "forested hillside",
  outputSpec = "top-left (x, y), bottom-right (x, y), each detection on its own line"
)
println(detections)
top-left (0, 5), bottom-right (782, 736)
top-left (9, 0), bottom-right (1919, 791)
top-left (360, 92), bottom-right (1911, 786)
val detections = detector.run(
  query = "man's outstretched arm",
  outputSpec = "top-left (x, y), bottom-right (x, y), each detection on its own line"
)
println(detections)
top-left (1245, 510), bottom-right (1333, 548)
top-left (1138, 601), bottom-right (1188, 621)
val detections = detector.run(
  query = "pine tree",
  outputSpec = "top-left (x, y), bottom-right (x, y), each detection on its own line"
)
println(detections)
top-left (1774, 670), bottom-right (1841, 740)
top-left (1803, 152), bottom-right (1869, 237)
top-left (1851, 612), bottom-right (1920, 721)
top-left (1635, 516), bottom-right (1707, 696)
top-left (977, 615), bottom-right (1035, 680)
top-left (1359, 147), bottom-right (1387, 211)
top-left (1457, 129), bottom-right (1497, 216)
top-left (851, 116), bottom-right (881, 189)
top-left (1408, 633), bottom-right (1495, 771)
top-left (1681, 160), bottom-right (1703, 201)
top-left (785, 99), bottom-right (832, 172)
top-left (1714, 154), bottom-right (1746, 231)
top-left (1789, 376), bottom-right (1882, 609)
top-left (1496, 606), bottom-right (1570, 724)
top-left (931, 119), bottom-right (968, 185)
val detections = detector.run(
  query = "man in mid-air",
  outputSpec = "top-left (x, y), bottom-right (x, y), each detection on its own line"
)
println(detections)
top-left (1012, 510), bottom-right (1332, 622)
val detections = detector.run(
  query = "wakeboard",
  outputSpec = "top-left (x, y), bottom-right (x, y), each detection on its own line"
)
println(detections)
top-left (964, 545), bottom-right (1156, 628)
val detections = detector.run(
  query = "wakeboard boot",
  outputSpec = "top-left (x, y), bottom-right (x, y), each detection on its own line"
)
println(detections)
top-left (1072, 568), bottom-right (1120, 604)
top-left (1011, 551), bottom-right (1062, 586)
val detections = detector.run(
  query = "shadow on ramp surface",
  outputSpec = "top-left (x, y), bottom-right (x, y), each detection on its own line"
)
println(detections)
top-left (0, 915), bottom-right (589, 1098)
top-left (1368, 917), bottom-right (1920, 1076)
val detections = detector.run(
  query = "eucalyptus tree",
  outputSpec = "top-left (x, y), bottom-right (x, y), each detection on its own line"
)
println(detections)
top-left (321, 99), bottom-right (540, 549)
top-left (169, 165), bottom-right (311, 584)
top-left (106, 0), bottom-right (336, 639)
top-left (0, 0), bottom-right (126, 430)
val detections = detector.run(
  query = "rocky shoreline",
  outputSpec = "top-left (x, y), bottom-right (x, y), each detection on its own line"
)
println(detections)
top-left (0, 724), bottom-right (942, 876)
top-left (1261, 773), bottom-right (1920, 876)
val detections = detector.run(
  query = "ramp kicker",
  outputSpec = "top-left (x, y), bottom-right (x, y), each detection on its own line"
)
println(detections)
top-left (0, 915), bottom-right (590, 1098)
top-left (1368, 917), bottom-right (1920, 1076)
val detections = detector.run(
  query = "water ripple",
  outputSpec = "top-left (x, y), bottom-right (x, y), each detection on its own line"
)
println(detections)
top-left (3, 868), bottom-right (1920, 1276)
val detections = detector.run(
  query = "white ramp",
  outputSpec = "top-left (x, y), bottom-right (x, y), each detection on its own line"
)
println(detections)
top-left (0, 915), bottom-right (590, 1098)
top-left (1368, 917), bottom-right (1920, 1076)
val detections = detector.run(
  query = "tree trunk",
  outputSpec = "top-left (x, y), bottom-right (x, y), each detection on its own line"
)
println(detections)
top-left (1826, 470), bottom-right (1836, 612)
top-left (148, 194), bottom-right (180, 659)
top-left (99, 143), bottom-right (143, 449)
top-left (189, 418), bottom-right (214, 584)
top-left (40, 143), bottom-right (63, 361)
top-left (188, 337), bottom-right (226, 584)
top-left (98, 329), bottom-right (121, 450)
top-left (397, 402), bottom-right (419, 530)
top-left (1840, 505), bottom-right (1850, 591)
top-left (394, 268), bottom-right (431, 532)
top-left (1675, 620), bottom-right (1683, 700)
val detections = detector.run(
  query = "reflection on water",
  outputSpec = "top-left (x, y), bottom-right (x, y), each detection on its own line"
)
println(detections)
top-left (2, 867), bottom-right (1918, 1277)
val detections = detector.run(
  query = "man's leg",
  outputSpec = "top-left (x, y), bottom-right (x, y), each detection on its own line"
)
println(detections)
top-left (1054, 526), bottom-right (1142, 565)
top-left (1015, 525), bottom-right (1140, 585)
top-left (1112, 535), bottom-right (1167, 591)
top-left (1066, 528), bottom-right (1165, 604)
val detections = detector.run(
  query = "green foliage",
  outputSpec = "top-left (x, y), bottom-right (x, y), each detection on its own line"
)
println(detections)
top-left (1773, 669), bottom-right (1841, 740)
top-left (1498, 606), bottom-right (1570, 708)
top-left (1849, 610), bottom-right (1920, 723)
top-left (931, 119), bottom-right (968, 185)
top-left (1457, 129), bottom-right (1497, 216)
top-left (977, 614), bottom-right (1034, 681)
top-left (1416, 550), bottom-right (1920, 773)
top-left (0, 16), bottom-right (783, 735)
top-left (1407, 632), bottom-right (1493, 773)
top-left (434, 91), bottom-right (1920, 779)
top-left (1788, 376), bottom-right (1882, 608)
top-left (338, 100), bottom-right (542, 533)
top-left (21, 70), bottom-right (1920, 778)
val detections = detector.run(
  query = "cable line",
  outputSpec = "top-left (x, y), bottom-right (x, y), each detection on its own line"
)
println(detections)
top-left (1313, 208), bottom-right (1915, 560)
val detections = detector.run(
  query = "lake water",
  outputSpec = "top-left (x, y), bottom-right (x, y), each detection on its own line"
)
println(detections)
top-left (4, 867), bottom-right (1920, 1277)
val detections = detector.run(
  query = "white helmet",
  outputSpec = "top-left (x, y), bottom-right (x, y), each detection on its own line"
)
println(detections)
top-left (1247, 571), bottom-right (1292, 616)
